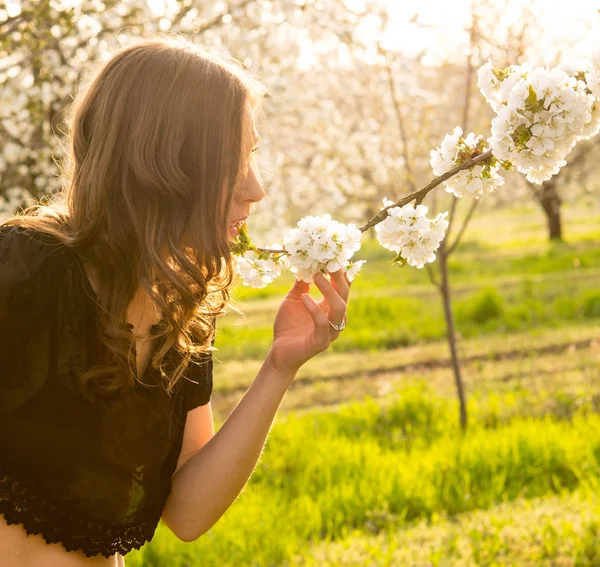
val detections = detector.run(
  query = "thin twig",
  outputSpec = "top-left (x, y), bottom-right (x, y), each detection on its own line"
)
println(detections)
top-left (425, 264), bottom-right (441, 290)
top-left (446, 198), bottom-right (479, 255)
top-left (444, 4), bottom-right (478, 259)
top-left (445, 196), bottom-right (459, 241)
top-left (194, 0), bottom-right (254, 33)
top-left (255, 246), bottom-right (287, 254)
top-left (381, 49), bottom-right (417, 192)
top-left (0, 13), bottom-right (30, 40)
top-left (358, 149), bottom-right (492, 233)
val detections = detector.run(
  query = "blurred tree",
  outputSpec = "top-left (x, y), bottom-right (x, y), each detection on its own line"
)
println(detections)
top-left (525, 139), bottom-right (598, 241)
top-left (0, 0), bottom-right (261, 212)
top-left (0, 0), bottom-right (360, 238)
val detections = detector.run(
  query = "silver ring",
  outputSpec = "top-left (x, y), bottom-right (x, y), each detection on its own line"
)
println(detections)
top-left (329, 318), bottom-right (346, 331)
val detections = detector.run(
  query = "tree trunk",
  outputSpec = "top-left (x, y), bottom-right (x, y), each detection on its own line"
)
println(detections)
top-left (538, 178), bottom-right (563, 241)
top-left (439, 248), bottom-right (468, 431)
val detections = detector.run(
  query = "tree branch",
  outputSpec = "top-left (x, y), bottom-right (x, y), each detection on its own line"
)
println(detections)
top-left (254, 148), bottom-right (494, 255)
top-left (0, 13), bottom-right (31, 40)
top-left (192, 0), bottom-right (255, 33)
top-left (358, 149), bottom-right (492, 232)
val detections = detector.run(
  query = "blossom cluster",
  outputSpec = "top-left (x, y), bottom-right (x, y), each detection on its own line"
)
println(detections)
top-left (282, 214), bottom-right (364, 283)
top-left (585, 52), bottom-right (600, 99)
top-left (374, 199), bottom-right (449, 269)
top-left (477, 60), bottom-right (600, 183)
top-left (233, 215), bottom-right (367, 288)
top-left (234, 201), bottom-right (451, 288)
top-left (429, 127), bottom-right (505, 198)
top-left (236, 246), bottom-right (289, 288)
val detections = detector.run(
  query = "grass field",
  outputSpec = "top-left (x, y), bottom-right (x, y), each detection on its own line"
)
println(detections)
top-left (126, 200), bottom-right (600, 566)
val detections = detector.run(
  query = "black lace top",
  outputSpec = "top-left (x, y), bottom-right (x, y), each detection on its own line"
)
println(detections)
top-left (0, 225), bottom-right (214, 558)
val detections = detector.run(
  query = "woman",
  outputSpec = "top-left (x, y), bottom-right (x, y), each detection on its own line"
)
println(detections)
top-left (0, 36), bottom-right (350, 566)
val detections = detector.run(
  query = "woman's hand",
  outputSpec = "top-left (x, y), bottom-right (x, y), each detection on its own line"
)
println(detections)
top-left (266, 269), bottom-right (351, 377)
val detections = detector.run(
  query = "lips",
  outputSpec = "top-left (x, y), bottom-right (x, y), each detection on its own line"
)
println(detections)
top-left (229, 217), bottom-right (248, 237)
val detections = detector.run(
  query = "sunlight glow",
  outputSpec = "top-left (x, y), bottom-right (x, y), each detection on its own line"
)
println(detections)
top-left (374, 0), bottom-right (600, 66)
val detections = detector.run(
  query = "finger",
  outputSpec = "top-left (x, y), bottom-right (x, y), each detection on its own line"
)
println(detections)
top-left (313, 272), bottom-right (346, 321)
top-left (300, 293), bottom-right (332, 347)
top-left (286, 277), bottom-right (310, 300)
top-left (328, 269), bottom-right (350, 303)
top-left (343, 271), bottom-right (352, 287)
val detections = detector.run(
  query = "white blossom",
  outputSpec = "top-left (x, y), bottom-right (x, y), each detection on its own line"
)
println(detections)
top-left (481, 62), bottom-right (598, 184)
top-left (374, 199), bottom-right (449, 269)
top-left (346, 260), bottom-right (366, 282)
top-left (282, 213), bottom-right (363, 283)
top-left (581, 99), bottom-right (600, 140)
top-left (477, 60), bottom-right (531, 114)
top-left (236, 245), bottom-right (289, 288)
top-left (429, 128), bottom-right (504, 199)
top-left (585, 51), bottom-right (600, 99)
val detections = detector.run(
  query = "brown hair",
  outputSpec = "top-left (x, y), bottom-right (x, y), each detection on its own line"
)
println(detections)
top-left (1, 35), bottom-right (268, 397)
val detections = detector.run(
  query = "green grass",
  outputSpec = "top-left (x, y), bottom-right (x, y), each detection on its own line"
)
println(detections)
top-left (125, 385), bottom-right (600, 567)
top-left (217, 269), bottom-right (600, 360)
top-left (286, 491), bottom-right (600, 566)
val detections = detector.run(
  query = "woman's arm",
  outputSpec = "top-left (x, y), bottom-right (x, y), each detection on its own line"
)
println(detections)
top-left (161, 355), bottom-right (295, 542)
top-left (162, 270), bottom-right (350, 542)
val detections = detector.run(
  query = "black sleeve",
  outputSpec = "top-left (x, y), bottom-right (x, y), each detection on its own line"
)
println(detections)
top-left (181, 319), bottom-right (216, 413)
top-left (0, 226), bottom-right (54, 413)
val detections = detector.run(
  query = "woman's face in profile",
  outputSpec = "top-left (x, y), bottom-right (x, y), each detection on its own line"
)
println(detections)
top-left (227, 115), bottom-right (265, 239)
top-left (179, 110), bottom-right (265, 250)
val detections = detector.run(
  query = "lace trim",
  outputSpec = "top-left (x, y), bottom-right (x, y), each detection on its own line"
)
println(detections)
top-left (0, 458), bottom-right (161, 559)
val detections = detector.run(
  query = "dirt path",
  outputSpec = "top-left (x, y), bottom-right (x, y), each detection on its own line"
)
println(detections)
top-left (211, 336), bottom-right (599, 421)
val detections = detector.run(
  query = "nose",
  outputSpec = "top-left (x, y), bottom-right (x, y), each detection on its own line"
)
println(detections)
top-left (240, 166), bottom-right (266, 205)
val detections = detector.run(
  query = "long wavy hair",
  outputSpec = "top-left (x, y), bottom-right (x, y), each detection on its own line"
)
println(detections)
top-left (1, 35), bottom-right (267, 397)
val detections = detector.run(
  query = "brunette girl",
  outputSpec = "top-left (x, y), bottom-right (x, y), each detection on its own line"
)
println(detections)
top-left (0, 36), bottom-right (350, 566)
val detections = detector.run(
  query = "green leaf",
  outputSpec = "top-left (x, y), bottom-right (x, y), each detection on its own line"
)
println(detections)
top-left (524, 85), bottom-right (544, 113)
top-left (511, 124), bottom-right (532, 147)
top-left (229, 222), bottom-right (255, 255)
top-left (492, 67), bottom-right (510, 82)
top-left (390, 251), bottom-right (407, 267)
